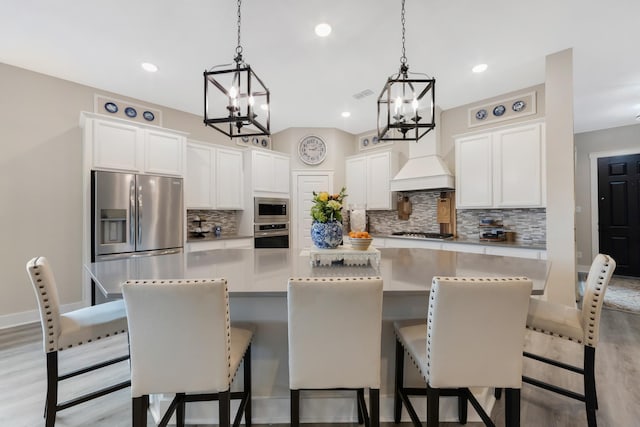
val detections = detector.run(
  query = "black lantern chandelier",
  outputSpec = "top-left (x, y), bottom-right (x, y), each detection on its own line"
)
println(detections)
top-left (204, 0), bottom-right (270, 138)
top-left (377, 0), bottom-right (435, 142)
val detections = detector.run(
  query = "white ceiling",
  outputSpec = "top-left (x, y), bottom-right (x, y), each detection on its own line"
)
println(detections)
top-left (2, 0), bottom-right (639, 135)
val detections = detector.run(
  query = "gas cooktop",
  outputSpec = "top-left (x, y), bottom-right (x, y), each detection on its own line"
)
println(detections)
top-left (391, 232), bottom-right (454, 240)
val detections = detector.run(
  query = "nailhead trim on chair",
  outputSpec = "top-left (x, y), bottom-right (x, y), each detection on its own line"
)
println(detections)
top-left (525, 257), bottom-right (614, 349)
top-left (124, 278), bottom-right (253, 387)
top-left (288, 276), bottom-right (382, 282)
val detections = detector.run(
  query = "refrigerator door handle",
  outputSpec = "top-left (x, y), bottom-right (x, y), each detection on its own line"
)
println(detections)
top-left (130, 180), bottom-right (136, 246)
top-left (138, 185), bottom-right (143, 246)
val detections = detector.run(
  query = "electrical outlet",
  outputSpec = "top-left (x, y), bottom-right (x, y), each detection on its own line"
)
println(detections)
top-left (577, 251), bottom-right (583, 259)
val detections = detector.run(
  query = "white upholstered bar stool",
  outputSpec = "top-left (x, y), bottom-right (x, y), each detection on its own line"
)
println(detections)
top-left (122, 278), bottom-right (254, 427)
top-left (523, 254), bottom-right (616, 427)
top-left (394, 277), bottom-right (533, 427)
top-left (287, 277), bottom-right (383, 427)
top-left (25, 256), bottom-right (130, 427)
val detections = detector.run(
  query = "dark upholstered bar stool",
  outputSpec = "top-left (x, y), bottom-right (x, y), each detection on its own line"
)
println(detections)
top-left (523, 254), bottom-right (616, 427)
top-left (394, 276), bottom-right (533, 427)
top-left (26, 256), bottom-right (130, 427)
top-left (122, 278), bottom-right (254, 427)
top-left (287, 277), bottom-right (383, 427)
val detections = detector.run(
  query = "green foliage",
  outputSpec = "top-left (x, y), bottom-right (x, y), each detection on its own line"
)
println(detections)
top-left (310, 187), bottom-right (347, 223)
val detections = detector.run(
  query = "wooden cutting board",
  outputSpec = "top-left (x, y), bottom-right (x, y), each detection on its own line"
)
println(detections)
top-left (437, 197), bottom-right (451, 223)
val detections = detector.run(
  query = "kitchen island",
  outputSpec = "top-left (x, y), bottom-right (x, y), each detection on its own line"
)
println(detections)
top-left (86, 247), bottom-right (550, 424)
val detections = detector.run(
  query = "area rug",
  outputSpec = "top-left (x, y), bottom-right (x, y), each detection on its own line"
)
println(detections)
top-left (603, 276), bottom-right (640, 314)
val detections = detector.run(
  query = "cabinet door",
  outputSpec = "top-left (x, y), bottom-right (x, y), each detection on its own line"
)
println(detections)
top-left (92, 119), bottom-right (141, 172)
top-left (455, 134), bottom-right (493, 208)
top-left (345, 157), bottom-right (367, 207)
top-left (144, 130), bottom-right (184, 176)
top-left (216, 148), bottom-right (244, 209)
top-left (367, 152), bottom-right (392, 209)
top-left (493, 123), bottom-right (544, 207)
top-left (272, 154), bottom-right (290, 194)
top-left (252, 150), bottom-right (273, 192)
top-left (185, 144), bottom-right (214, 208)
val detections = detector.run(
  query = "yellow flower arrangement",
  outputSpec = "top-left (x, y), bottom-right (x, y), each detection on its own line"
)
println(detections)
top-left (311, 187), bottom-right (347, 223)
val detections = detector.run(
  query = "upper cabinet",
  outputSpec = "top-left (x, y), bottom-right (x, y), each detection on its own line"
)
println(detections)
top-left (251, 150), bottom-right (290, 195)
top-left (345, 150), bottom-right (399, 210)
top-left (185, 141), bottom-right (244, 210)
top-left (82, 113), bottom-right (186, 177)
top-left (455, 122), bottom-right (546, 209)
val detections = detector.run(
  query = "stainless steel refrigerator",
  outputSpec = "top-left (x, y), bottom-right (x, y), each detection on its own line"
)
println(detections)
top-left (92, 170), bottom-right (183, 260)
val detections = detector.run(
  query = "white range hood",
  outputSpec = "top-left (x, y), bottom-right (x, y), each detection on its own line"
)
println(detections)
top-left (389, 154), bottom-right (454, 191)
top-left (389, 119), bottom-right (455, 191)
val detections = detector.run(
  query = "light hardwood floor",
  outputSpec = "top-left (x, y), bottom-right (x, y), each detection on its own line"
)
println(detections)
top-left (1, 307), bottom-right (638, 426)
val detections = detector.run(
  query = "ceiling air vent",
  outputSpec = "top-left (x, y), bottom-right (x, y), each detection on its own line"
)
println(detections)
top-left (352, 89), bottom-right (374, 100)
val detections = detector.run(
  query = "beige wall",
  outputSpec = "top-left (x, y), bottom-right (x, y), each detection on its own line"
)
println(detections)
top-left (575, 124), bottom-right (640, 264)
top-left (271, 127), bottom-right (357, 192)
top-left (0, 63), bottom-right (246, 325)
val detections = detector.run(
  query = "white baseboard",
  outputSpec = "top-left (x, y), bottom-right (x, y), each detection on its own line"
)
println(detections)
top-left (0, 301), bottom-right (86, 330)
top-left (151, 390), bottom-right (495, 424)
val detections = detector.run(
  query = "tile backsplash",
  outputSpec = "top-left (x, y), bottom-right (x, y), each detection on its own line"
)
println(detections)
top-left (186, 210), bottom-right (238, 235)
top-left (355, 190), bottom-right (546, 245)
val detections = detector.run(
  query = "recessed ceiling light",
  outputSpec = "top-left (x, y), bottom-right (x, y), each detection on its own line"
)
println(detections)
top-left (315, 23), bottom-right (332, 37)
top-left (472, 63), bottom-right (488, 73)
top-left (260, 104), bottom-right (269, 111)
top-left (341, 111), bottom-right (351, 118)
top-left (141, 62), bottom-right (158, 73)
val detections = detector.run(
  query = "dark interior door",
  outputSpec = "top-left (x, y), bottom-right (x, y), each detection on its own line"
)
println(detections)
top-left (597, 153), bottom-right (640, 277)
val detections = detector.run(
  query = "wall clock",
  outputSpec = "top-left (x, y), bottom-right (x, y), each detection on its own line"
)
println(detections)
top-left (298, 135), bottom-right (327, 165)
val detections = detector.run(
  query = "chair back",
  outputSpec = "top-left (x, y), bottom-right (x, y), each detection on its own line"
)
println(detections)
top-left (426, 277), bottom-right (532, 389)
top-left (26, 257), bottom-right (62, 353)
top-left (287, 277), bottom-right (383, 390)
top-left (581, 254), bottom-right (616, 347)
top-left (122, 279), bottom-right (231, 397)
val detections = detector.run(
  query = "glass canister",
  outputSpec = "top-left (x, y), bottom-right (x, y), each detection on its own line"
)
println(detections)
top-left (349, 204), bottom-right (367, 233)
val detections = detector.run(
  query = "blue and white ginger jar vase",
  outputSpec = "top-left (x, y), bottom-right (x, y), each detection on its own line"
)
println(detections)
top-left (311, 220), bottom-right (343, 249)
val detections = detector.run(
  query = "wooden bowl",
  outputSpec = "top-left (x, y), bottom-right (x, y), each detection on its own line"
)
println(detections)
top-left (350, 237), bottom-right (372, 251)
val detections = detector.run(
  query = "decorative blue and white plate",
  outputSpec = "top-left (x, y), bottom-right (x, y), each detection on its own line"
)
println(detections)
top-left (493, 105), bottom-right (506, 116)
top-left (125, 107), bottom-right (137, 118)
top-left (143, 111), bottom-right (155, 121)
top-left (261, 138), bottom-right (269, 147)
top-left (252, 137), bottom-right (260, 146)
top-left (362, 138), bottom-right (369, 147)
top-left (475, 109), bottom-right (487, 120)
top-left (512, 100), bottom-right (526, 112)
top-left (104, 102), bottom-right (118, 114)
top-left (372, 136), bottom-right (379, 144)
top-left (241, 136), bottom-right (250, 143)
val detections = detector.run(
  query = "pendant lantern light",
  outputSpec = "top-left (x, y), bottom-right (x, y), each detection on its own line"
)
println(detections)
top-left (377, 0), bottom-right (435, 142)
top-left (204, 0), bottom-right (270, 138)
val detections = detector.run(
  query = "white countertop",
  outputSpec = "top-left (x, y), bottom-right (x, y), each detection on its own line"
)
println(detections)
top-left (86, 247), bottom-right (550, 298)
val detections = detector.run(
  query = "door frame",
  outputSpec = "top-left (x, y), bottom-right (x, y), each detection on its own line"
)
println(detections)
top-left (589, 148), bottom-right (640, 260)
top-left (291, 170), bottom-right (334, 249)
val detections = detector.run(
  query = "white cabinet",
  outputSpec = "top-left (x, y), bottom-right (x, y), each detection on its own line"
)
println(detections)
top-left (185, 141), bottom-right (244, 210)
top-left (384, 237), bottom-right (443, 250)
top-left (455, 122), bottom-right (545, 209)
top-left (484, 246), bottom-right (543, 259)
top-left (441, 242), bottom-right (486, 254)
top-left (85, 114), bottom-right (186, 176)
top-left (251, 150), bottom-right (290, 195)
top-left (345, 150), bottom-right (399, 210)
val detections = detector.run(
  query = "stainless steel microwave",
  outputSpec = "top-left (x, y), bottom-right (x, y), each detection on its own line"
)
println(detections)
top-left (254, 197), bottom-right (289, 224)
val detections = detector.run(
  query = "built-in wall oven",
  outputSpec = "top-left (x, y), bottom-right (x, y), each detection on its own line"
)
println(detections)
top-left (254, 197), bottom-right (290, 248)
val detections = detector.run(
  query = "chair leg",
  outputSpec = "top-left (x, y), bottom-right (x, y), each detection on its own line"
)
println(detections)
top-left (458, 388), bottom-right (468, 424)
top-left (175, 393), bottom-right (185, 427)
top-left (369, 388), bottom-right (380, 427)
top-left (393, 339), bottom-right (404, 423)
top-left (219, 390), bottom-right (231, 427)
top-left (426, 385), bottom-right (439, 427)
top-left (132, 395), bottom-right (148, 427)
top-left (584, 346), bottom-right (597, 426)
top-left (504, 388), bottom-right (520, 427)
top-left (356, 388), bottom-right (365, 425)
top-left (290, 389), bottom-right (300, 427)
top-left (45, 352), bottom-right (58, 427)
top-left (244, 346), bottom-right (252, 426)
